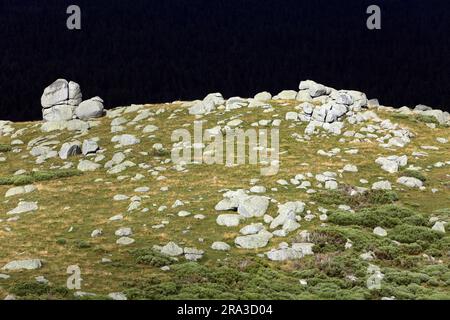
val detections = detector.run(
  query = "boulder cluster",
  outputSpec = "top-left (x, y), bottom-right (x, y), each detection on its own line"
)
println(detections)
top-left (41, 79), bottom-right (104, 122)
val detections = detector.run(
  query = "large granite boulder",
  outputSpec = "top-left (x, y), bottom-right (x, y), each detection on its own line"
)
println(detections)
top-left (41, 79), bottom-right (104, 123)
top-left (75, 97), bottom-right (105, 120)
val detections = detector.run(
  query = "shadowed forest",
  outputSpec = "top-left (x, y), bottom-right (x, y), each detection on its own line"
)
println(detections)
top-left (1, 0), bottom-right (449, 121)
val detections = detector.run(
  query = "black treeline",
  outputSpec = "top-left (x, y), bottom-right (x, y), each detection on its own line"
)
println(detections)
top-left (0, 0), bottom-right (449, 121)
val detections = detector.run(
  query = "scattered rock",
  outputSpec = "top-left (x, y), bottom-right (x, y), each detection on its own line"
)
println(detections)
top-left (116, 237), bottom-right (135, 245)
top-left (161, 242), bottom-right (184, 256)
top-left (59, 141), bottom-right (82, 159)
top-left (216, 214), bottom-right (242, 227)
top-left (235, 230), bottom-right (272, 249)
top-left (7, 201), bottom-right (38, 215)
top-left (397, 176), bottom-right (423, 188)
top-left (372, 181), bottom-right (392, 191)
top-left (5, 185), bottom-right (36, 198)
top-left (211, 242), bottom-right (231, 251)
top-left (75, 97), bottom-right (105, 120)
top-left (373, 226), bottom-right (387, 237)
top-left (2, 259), bottom-right (42, 271)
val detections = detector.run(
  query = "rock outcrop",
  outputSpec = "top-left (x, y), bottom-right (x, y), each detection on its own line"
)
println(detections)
top-left (41, 79), bottom-right (105, 123)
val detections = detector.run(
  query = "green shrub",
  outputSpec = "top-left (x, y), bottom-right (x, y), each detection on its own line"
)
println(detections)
top-left (366, 190), bottom-right (399, 205)
top-left (0, 144), bottom-right (12, 152)
top-left (311, 190), bottom-right (398, 208)
top-left (402, 214), bottom-right (428, 226)
top-left (373, 245), bottom-right (401, 260)
top-left (56, 238), bottom-right (67, 245)
top-left (9, 281), bottom-right (70, 298)
top-left (400, 243), bottom-right (423, 255)
top-left (328, 211), bottom-right (360, 226)
top-left (130, 248), bottom-right (174, 267)
top-left (384, 271), bottom-right (430, 286)
top-left (390, 225), bottom-right (443, 243)
top-left (329, 205), bottom-right (425, 229)
top-left (74, 240), bottom-right (91, 249)
top-left (11, 175), bottom-right (35, 186)
top-left (415, 114), bottom-right (440, 125)
top-left (309, 230), bottom-right (347, 253)
top-left (0, 169), bottom-right (82, 186)
top-left (311, 190), bottom-right (349, 206)
top-left (151, 149), bottom-right (171, 157)
top-left (402, 170), bottom-right (427, 182)
top-left (32, 169), bottom-right (82, 181)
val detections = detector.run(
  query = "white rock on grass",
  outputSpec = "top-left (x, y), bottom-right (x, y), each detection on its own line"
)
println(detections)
top-left (215, 189), bottom-right (248, 211)
top-left (91, 229), bottom-right (103, 238)
top-left (75, 97), bottom-right (104, 120)
top-left (178, 211), bottom-right (191, 217)
top-left (431, 221), bottom-right (446, 233)
top-left (115, 227), bottom-right (132, 237)
top-left (7, 201), bottom-right (38, 215)
top-left (143, 125), bottom-right (159, 133)
top-left (292, 243), bottom-right (314, 255)
top-left (371, 181), bottom-right (392, 190)
top-left (270, 201), bottom-right (305, 229)
top-left (254, 91), bottom-right (272, 101)
top-left (2, 259), bottom-right (42, 271)
top-left (343, 164), bottom-right (358, 172)
top-left (59, 141), bottom-right (82, 159)
top-left (397, 176), bottom-right (423, 188)
top-left (82, 139), bottom-right (99, 155)
top-left (237, 196), bottom-right (270, 218)
top-left (211, 242), bottom-right (231, 251)
top-left (250, 186), bottom-right (266, 193)
top-left (134, 187), bottom-right (150, 193)
top-left (239, 223), bottom-right (265, 235)
top-left (111, 134), bottom-right (140, 146)
top-left (184, 248), bottom-right (204, 261)
top-left (373, 227), bottom-right (387, 237)
top-left (113, 194), bottom-right (129, 201)
top-left (116, 237), bottom-right (135, 245)
top-left (285, 112), bottom-right (299, 121)
top-left (5, 185), bottom-right (36, 198)
top-left (160, 242), bottom-right (183, 256)
top-left (234, 230), bottom-right (273, 249)
top-left (108, 292), bottom-right (127, 300)
top-left (375, 155), bottom-right (408, 173)
top-left (266, 247), bottom-right (304, 261)
top-left (216, 214), bottom-right (242, 227)
top-left (325, 180), bottom-right (338, 190)
top-left (78, 160), bottom-right (101, 172)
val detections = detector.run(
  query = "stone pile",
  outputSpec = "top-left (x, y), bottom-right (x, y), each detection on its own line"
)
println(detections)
top-left (41, 79), bottom-right (104, 122)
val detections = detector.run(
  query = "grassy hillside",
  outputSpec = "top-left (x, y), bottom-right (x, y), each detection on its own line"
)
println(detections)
top-left (0, 99), bottom-right (449, 300)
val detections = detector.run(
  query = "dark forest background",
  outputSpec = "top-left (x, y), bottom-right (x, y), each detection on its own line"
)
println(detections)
top-left (0, 0), bottom-right (449, 121)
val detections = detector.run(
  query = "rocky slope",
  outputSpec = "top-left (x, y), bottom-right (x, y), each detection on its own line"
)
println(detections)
top-left (0, 80), bottom-right (449, 300)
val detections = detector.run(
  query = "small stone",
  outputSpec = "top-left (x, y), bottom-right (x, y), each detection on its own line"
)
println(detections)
top-left (91, 229), bottom-right (103, 238)
top-left (7, 201), bottom-right (38, 215)
top-left (115, 227), bottom-right (132, 237)
top-left (108, 292), bottom-right (127, 301)
top-left (2, 259), bottom-right (42, 271)
top-left (373, 227), bottom-right (387, 237)
top-left (211, 242), bottom-right (231, 251)
top-left (116, 237), bottom-right (135, 245)
top-left (432, 221), bottom-right (445, 233)
top-left (160, 242), bottom-right (184, 256)
top-left (216, 214), bottom-right (242, 227)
